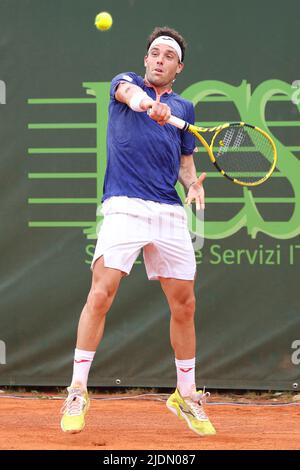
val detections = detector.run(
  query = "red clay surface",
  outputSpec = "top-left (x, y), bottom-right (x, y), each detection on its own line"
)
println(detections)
top-left (0, 394), bottom-right (300, 450)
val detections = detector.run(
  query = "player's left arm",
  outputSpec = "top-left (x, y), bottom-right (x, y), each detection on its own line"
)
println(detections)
top-left (179, 155), bottom-right (206, 210)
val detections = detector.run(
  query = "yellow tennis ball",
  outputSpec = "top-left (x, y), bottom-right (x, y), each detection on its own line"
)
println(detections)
top-left (95, 12), bottom-right (113, 31)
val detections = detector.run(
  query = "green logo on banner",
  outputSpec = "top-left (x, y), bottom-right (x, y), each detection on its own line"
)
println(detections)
top-left (27, 79), bottom-right (300, 240)
top-left (0, 80), bottom-right (6, 104)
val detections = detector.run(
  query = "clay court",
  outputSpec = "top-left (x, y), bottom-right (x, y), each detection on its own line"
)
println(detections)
top-left (0, 392), bottom-right (300, 450)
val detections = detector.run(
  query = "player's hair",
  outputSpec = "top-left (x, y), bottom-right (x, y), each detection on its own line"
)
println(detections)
top-left (146, 26), bottom-right (187, 63)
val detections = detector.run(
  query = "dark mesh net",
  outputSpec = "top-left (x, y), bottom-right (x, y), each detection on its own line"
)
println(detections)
top-left (213, 125), bottom-right (275, 183)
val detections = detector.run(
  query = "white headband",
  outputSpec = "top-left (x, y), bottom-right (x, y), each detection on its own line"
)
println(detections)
top-left (148, 36), bottom-right (182, 62)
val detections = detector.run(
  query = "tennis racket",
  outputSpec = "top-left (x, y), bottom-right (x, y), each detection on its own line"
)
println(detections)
top-left (167, 115), bottom-right (277, 187)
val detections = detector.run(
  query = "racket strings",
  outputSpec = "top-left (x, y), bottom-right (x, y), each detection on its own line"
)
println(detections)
top-left (213, 126), bottom-right (275, 183)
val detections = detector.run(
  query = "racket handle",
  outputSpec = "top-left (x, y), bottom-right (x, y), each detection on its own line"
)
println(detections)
top-left (147, 108), bottom-right (188, 130)
top-left (167, 114), bottom-right (187, 130)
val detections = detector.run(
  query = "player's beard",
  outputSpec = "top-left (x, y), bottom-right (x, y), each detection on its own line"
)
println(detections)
top-left (145, 69), bottom-right (174, 90)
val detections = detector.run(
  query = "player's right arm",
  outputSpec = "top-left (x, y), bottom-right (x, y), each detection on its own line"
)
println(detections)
top-left (115, 82), bottom-right (153, 110)
top-left (115, 82), bottom-right (171, 125)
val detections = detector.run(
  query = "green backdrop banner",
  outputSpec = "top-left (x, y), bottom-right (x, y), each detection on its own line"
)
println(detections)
top-left (0, 0), bottom-right (299, 389)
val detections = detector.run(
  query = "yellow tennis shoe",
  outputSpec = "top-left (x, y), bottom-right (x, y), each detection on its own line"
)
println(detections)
top-left (166, 388), bottom-right (216, 436)
top-left (60, 385), bottom-right (90, 433)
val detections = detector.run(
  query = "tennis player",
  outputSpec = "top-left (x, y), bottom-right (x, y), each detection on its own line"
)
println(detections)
top-left (61, 26), bottom-right (216, 437)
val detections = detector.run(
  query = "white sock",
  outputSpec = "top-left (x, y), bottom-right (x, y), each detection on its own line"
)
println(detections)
top-left (70, 348), bottom-right (95, 390)
top-left (175, 357), bottom-right (196, 397)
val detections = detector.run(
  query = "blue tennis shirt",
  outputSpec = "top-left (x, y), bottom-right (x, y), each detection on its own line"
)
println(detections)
top-left (102, 72), bottom-right (195, 206)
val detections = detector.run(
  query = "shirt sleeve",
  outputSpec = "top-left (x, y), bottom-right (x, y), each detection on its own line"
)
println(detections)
top-left (110, 72), bottom-right (140, 100)
top-left (180, 102), bottom-right (196, 155)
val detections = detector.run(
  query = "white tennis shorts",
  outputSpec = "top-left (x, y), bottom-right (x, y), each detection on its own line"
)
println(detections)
top-left (91, 196), bottom-right (196, 280)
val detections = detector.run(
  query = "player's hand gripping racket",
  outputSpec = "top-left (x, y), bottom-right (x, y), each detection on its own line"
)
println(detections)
top-left (152, 111), bottom-right (277, 186)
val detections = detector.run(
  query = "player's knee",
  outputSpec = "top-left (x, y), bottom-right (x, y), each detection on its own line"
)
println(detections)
top-left (87, 287), bottom-right (110, 315)
top-left (173, 296), bottom-right (196, 322)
